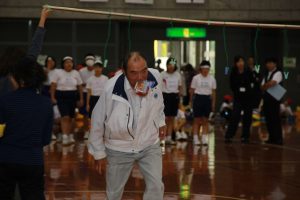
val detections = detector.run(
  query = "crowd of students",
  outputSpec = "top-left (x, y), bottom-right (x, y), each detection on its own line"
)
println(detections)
top-left (2, 45), bottom-right (288, 149)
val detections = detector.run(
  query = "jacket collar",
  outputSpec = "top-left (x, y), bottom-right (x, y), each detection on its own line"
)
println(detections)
top-left (112, 70), bottom-right (158, 101)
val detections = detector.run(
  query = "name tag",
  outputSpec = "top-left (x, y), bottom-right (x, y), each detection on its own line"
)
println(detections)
top-left (239, 87), bottom-right (246, 92)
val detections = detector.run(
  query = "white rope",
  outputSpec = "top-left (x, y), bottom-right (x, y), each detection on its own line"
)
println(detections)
top-left (43, 4), bottom-right (300, 30)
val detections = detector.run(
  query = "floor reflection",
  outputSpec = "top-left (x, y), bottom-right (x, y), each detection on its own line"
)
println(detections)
top-left (44, 121), bottom-right (300, 199)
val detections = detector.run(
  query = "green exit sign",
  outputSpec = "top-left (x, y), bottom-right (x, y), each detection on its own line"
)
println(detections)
top-left (166, 27), bottom-right (206, 38)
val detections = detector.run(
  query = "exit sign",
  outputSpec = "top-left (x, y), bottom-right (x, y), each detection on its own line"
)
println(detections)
top-left (166, 27), bottom-right (206, 38)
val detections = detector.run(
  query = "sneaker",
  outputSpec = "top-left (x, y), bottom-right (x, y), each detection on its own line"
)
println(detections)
top-left (69, 134), bottom-right (75, 144)
top-left (176, 131), bottom-right (182, 141)
top-left (62, 134), bottom-right (69, 145)
top-left (193, 135), bottom-right (201, 145)
top-left (84, 131), bottom-right (89, 140)
top-left (180, 131), bottom-right (188, 140)
top-left (165, 136), bottom-right (176, 145)
top-left (202, 134), bottom-right (209, 146)
top-left (165, 138), bottom-right (176, 145)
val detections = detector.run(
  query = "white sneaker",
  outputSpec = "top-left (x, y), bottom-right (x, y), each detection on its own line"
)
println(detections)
top-left (202, 134), bottom-right (209, 146)
top-left (69, 134), bottom-right (75, 144)
top-left (62, 134), bottom-right (69, 145)
top-left (51, 134), bottom-right (57, 140)
top-left (165, 136), bottom-right (176, 145)
top-left (193, 135), bottom-right (201, 145)
top-left (84, 131), bottom-right (89, 140)
top-left (176, 131), bottom-right (182, 140)
top-left (180, 131), bottom-right (188, 140)
top-left (56, 133), bottom-right (62, 143)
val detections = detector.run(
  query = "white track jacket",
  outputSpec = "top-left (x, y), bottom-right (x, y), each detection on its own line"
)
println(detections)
top-left (88, 68), bottom-right (165, 160)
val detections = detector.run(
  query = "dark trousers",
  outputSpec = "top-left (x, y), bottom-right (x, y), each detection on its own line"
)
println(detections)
top-left (225, 100), bottom-right (253, 140)
top-left (0, 163), bottom-right (45, 200)
top-left (263, 97), bottom-right (283, 144)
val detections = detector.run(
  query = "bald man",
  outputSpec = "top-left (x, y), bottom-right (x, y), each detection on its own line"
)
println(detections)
top-left (88, 52), bottom-right (166, 200)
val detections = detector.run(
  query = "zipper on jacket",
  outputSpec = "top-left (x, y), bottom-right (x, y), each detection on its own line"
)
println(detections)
top-left (127, 108), bottom-right (134, 140)
top-left (104, 115), bottom-right (107, 138)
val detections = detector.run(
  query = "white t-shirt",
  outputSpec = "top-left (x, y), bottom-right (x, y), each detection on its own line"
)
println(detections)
top-left (51, 69), bottom-right (83, 91)
top-left (79, 67), bottom-right (95, 92)
top-left (261, 68), bottom-right (283, 85)
top-left (44, 68), bottom-right (58, 86)
top-left (190, 74), bottom-right (217, 95)
top-left (161, 71), bottom-right (182, 93)
top-left (86, 75), bottom-right (108, 96)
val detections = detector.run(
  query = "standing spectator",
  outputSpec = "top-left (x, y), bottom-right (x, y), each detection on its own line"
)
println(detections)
top-left (86, 60), bottom-right (108, 119)
top-left (79, 54), bottom-right (96, 139)
top-left (190, 61), bottom-right (216, 145)
top-left (182, 63), bottom-right (196, 106)
top-left (50, 56), bottom-right (83, 145)
top-left (261, 57), bottom-right (284, 145)
top-left (247, 56), bottom-right (262, 109)
top-left (225, 56), bottom-right (254, 144)
top-left (88, 52), bottom-right (165, 200)
top-left (42, 56), bottom-right (59, 140)
top-left (161, 57), bottom-right (182, 145)
top-left (42, 56), bottom-right (57, 97)
top-left (0, 38), bottom-right (53, 200)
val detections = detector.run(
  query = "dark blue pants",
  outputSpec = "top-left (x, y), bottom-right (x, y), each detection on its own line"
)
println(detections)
top-left (225, 100), bottom-right (253, 140)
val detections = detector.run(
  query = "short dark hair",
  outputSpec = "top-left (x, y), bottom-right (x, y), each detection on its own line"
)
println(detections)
top-left (11, 57), bottom-right (46, 89)
top-left (233, 55), bottom-right (245, 67)
top-left (122, 52), bottom-right (147, 72)
top-left (199, 60), bottom-right (211, 67)
top-left (166, 57), bottom-right (177, 71)
top-left (265, 57), bottom-right (278, 64)
top-left (45, 56), bottom-right (56, 69)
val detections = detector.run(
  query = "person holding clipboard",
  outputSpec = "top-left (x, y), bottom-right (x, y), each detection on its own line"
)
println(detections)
top-left (261, 57), bottom-right (285, 145)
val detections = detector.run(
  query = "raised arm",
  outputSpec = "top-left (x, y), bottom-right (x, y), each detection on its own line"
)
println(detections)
top-left (27, 8), bottom-right (51, 58)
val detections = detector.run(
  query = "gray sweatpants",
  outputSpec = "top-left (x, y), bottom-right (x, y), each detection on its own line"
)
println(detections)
top-left (105, 142), bottom-right (164, 200)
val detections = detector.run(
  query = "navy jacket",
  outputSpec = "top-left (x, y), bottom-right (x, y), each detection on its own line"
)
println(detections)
top-left (0, 88), bottom-right (53, 165)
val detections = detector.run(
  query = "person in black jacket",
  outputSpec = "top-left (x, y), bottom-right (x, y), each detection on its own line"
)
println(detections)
top-left (247, 56), bottom-right (262, 109)
top-left (0, 8), bottom-right (52, 200)
top-left (225, 56), bottom-right (254, 144)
